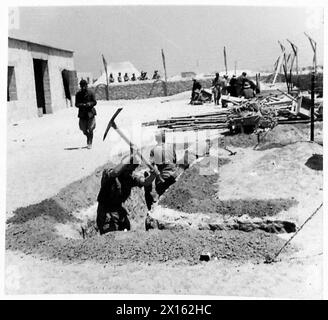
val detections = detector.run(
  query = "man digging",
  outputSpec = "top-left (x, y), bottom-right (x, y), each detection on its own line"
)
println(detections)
top-left (96, 155), bottom-right (156, 235)
top-left (144, 130), bottom-right (179, 210)
top-left (75, 79), bottom-right (97, 149)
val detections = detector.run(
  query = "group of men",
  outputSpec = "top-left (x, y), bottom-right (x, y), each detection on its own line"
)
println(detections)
top-left (228, 72), bottom-right (258, 98)
top-left (97, 131), bottom-right (178, 234)
top-left (75, 79), bottom-right (178, 234)
top-left (190, 72), bottom-right (258, 105)
top-left (108, 70), bottom-right (161, 83)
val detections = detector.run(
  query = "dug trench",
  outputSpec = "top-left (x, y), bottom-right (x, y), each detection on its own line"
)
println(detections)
top-left (6, 130), bottom-right (305, 265)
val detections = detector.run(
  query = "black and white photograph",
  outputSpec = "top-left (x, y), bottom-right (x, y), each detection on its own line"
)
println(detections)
top-left (2, 1), bottom-right (327, 299)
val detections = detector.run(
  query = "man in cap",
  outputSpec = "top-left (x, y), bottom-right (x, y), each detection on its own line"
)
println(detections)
top-left (96, 155), bottom-right (156, 234)
top-left (109, 73), bottom-right (115, 83)
top-left (144, 130), bottom-right (178, 210)
top-left (131, 73), bottom-right (136, 81)
top-left (75, 79), bottom-right (97, 149)
top-left (242, 81), bottom-right (255, 99)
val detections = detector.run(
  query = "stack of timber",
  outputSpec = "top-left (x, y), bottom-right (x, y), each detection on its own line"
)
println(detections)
top-left (142, 110), bottom-right (230, 131)
top-left (143, 91), bottom-right (322, 133)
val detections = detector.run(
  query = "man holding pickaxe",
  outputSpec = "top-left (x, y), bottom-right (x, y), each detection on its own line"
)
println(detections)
top-left (98, 108), bottom-right (164, 234)
top-left (96, 154), bottom-right (156, 234)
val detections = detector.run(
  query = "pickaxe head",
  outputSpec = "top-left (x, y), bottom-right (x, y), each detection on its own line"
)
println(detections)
top-left (103, 107), bottom-right (123, 141)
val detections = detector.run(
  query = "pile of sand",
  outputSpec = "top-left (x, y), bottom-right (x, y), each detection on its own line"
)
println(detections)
top-left (159, 157), bottom-right (297, 217)
top-left (6, 215), bottom-right (293, 264)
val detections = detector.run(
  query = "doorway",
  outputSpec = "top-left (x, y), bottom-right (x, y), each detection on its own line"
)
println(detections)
top-left (33, 59), bottom-right (51, 115)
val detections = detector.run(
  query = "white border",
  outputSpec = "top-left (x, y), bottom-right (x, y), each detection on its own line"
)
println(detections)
top-left (1, 0), bottom-right (327, 301)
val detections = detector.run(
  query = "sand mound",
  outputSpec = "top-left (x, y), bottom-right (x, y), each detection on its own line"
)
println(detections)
top-left (159, 158), bottom-right (297, 217)
top-left (6, 154), bottom-right (296, 264)
top-left (6, 215), bottom-right (293, 264)
top-left (217, 122), bottom-right (323, 150)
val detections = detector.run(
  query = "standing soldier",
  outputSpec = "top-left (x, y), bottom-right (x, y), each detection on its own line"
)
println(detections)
top-left (75, 79), bottom-right (97, 149)
top-left (229, 75), bottom-right (237, 97)
top-left (212, 73), bottom-right (221, 105)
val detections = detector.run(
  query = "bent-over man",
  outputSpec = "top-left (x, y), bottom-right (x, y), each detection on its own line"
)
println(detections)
top-left (96, 155), bottom-right (156, 234)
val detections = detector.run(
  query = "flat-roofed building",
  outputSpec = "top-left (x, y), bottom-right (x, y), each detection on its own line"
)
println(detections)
top-left (7, 37), bottom-right (77, 122)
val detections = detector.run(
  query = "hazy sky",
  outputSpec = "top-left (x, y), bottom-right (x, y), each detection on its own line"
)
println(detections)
top-left (9, 5), bottom-right (324, 77)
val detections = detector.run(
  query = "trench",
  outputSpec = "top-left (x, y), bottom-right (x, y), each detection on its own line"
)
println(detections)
top-left (6, 147), bottom-right (299, 264)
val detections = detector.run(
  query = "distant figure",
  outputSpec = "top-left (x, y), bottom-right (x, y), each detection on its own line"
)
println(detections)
top-left (152, 70), bottom-right (161, 80)
top-left (242, 82), bottom-right (255, 99)
top-left (235, 72), bottom-right (248, 97)
top-left (212, 73), bottom-right (221, 105)
top-left (75, 79), bottom-right (97, 149)
top-left (229, 75), bottom-right (237, 97)
top-left (124, 73), bottom-right (129, 82)
top-left (117, 72), bottom-right (122, 83)
top-left (109, 73), bottom-right (115, 83)
top-left (191, 78), bottom-right (202, 103)
top-left (221, 75), bottom-right (229, 107)
top-left (137, 71), bottom-right (143, 81)
top-left (142, 71), bottom-right (148, 80)
top-left (221, 75), bottom-right (229, 95)
top-left (138, 71), bottom-right (148, 80)
top-left (131, 73), bottom-right (136, 81)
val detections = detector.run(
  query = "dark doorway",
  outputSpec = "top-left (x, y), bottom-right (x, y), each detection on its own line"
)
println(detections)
top-left (33, 59), bottom-right (51, 115)
top-left (62, 69), bottom-right (78, 107)
top-left (62, 70), bottom-right (71, 102)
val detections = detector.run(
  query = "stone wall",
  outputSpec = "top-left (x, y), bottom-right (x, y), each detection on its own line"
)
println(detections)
top-left (94, 78), bottom-right (213, 101)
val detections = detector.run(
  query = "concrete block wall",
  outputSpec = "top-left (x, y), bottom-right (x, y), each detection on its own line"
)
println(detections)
top-left (94, 78), bottom-right (213, 101)
top-left (47, 53), bottom-right (75, 114)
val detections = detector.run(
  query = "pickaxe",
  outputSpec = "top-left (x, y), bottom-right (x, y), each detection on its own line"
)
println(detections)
top-left (103, 108), bottom-right (164, 182)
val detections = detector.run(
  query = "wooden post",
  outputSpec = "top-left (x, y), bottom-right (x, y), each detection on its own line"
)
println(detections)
top-left (223, 46), bottom-right (228, 75)
top-left (304, 33), bottom-right (317, 141)
top-left (282, 53), bottom-right (290, 93)
top-left (102, 54), bottom-right (109, 100)
top-left (287, 39), bottom-right (298, 90)
top-left (272, 54), bottom-right (283, 85)
top-left (278, 41), bottom-right (290, 92)
top-left (310, 72), bottom-right (315, 141)
top-left (161, 49), bottom-right (168, 96)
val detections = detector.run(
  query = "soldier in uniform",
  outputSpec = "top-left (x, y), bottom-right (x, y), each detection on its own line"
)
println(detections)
top-left (75, 79), bottom-right (97, 149)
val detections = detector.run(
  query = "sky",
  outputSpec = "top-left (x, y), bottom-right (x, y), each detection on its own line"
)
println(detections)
top-left (8, 5), bottom-right (324, 78)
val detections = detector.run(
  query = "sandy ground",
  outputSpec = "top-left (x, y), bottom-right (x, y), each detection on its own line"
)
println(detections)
top-left (5, 92), bottom-right (324, 298)
top-left (6, 92), bottom-right (215, 214)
